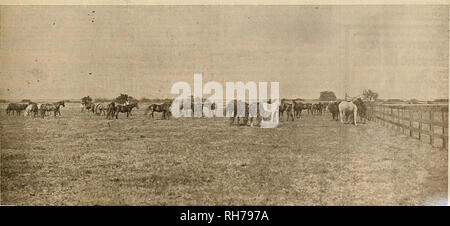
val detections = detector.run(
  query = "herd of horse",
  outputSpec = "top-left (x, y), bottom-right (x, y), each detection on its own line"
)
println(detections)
top-left (80, 102), bottom-right (140, 119)
top-left (6, 101), bottom-right (65, 118)
top-left (279, 98), bottom-right (367, 125)
top-left (5, 97), bottom-right (367, 126)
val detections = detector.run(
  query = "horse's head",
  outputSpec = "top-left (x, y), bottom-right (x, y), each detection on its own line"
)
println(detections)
top-left (55, 101), bottom-right (65, 107)
top-left (352, 98), bottom-right (364, 107)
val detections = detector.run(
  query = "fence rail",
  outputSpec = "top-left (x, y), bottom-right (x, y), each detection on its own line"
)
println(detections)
top-left (368, 104), bottom-right (448, 149)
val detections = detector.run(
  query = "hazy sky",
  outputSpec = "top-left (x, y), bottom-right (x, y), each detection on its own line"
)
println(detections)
top-left (0, 5), bottom-right (448, 101)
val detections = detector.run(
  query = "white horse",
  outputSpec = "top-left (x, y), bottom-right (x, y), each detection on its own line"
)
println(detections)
top-left (260, 102), bottom-right (279, 128)
top-left (338, 101), bottom-right (358, 126)
top-left (95, 103), bottom-right (107, 115)
top-left (24, 103), bottom-right (38, 117)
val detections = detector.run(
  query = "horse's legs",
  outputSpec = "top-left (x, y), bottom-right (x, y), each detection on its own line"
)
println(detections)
top-left (339, 110), bottom-right (344, 124)
top-left (354, 110), bottom-right (358, 126)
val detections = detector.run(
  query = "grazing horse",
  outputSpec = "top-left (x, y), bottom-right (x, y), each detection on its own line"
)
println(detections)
top-left (81, 102), bottom-right (96, 113)
top-left (226, 100), bottom-right (249, 125)
top-left (305, 103), bottom-right (313, 115)
top-left (6, 103), bottom-right (28, 116)
top-left (94, 103), bottom-right (107, 116)
top-left (114, 102), bottom-right (139, 118)
top-left (179, 100), bottom-right (218, 117)
top-left (145, 102), bottom-right (171, 119)
top-left (179, 101), bottom-right (202, 117)
top-left (202, 100), bottom-right (217, 117)
top-left (246, 102), bottom-right (265, 127)
top-left (24, 103), bottom-right (39, 117)
top-left (311, 103), bottom-right (324, 115)
top-left (338, 100), bottom-right (358, 126)
top-left (39, 101), bottom-right (65, 118)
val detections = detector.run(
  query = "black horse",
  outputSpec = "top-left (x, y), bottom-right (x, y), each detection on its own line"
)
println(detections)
top-left (144, 102), bottom-right (171, 120)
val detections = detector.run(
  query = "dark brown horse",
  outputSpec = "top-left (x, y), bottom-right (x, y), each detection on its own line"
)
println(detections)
top-left (293, 101), bottom-right (308, 119)
top-left (6, 103), bottom-right (29, 115)
top-left (279, 99), bottom-right (294, 121)
top-left (81, 102), bottom-right (96, 113)
top-left (145, 102), bottom-right (171, 119)
top-left (226, 100), bottom-right (250, 125)
top-left (179, 99), bottom-right (217, 117)
top-left (353, 98), bottom-right (367, 123)
top-left (328, 101), bottom-right (340, 121)
top-left (106, 102), bottom-right (117, 119)
top-left (112, 102), bottom-right (139, 118)
top-left (39, 101), bottom-right (65, 118)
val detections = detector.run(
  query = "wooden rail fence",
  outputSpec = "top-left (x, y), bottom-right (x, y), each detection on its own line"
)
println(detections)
top-left (368, 104), bottom-right (448, 149)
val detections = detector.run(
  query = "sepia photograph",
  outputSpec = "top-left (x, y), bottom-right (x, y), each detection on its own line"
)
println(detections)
top-left (0, 1), bottom-right (448, 208)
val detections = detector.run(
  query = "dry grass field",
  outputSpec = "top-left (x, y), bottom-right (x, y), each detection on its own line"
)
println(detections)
top-left (0, 103), bottom-right (447, 205)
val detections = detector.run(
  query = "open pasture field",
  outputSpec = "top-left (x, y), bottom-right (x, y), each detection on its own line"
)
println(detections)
top-left (0, 103), bottom-right (447, 205)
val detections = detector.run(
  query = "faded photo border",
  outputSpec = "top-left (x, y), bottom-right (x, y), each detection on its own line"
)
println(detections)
top-left (0, 0), bottom-right (449, 5)
top-left (0, 0), bottom-right (449, 207)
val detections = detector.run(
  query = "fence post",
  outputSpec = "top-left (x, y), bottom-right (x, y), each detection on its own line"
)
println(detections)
top-left (418, 110), bottom-right (422, 141)
top-left (401, 108), bottom-right (405, 134)
top-left (430, 110), bottom-right (434, 146)
top-left (388, 107), bottom-right (393, 129)
top-left (409, 109), bottom-right (413, 137)
top-left (443, 110), bottom-right (447, 149)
